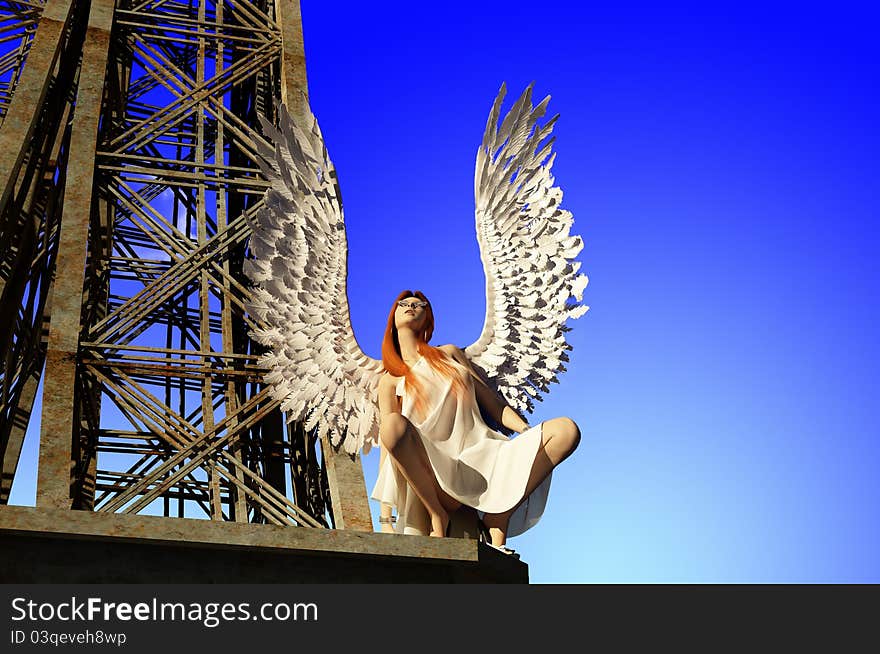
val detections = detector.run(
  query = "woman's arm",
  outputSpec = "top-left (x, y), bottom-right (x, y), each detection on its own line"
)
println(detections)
top-left (377, 373), bottom-right (400, 420)
top-left (498, 405), bottom-right (530, 434)
top-left (443, 345), bottom-right (530, 433)
top-left (376, 374), bottom-right (399, 532)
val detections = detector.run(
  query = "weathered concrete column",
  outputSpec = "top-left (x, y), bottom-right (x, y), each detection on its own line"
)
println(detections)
top-left (274, 0), bottom-right (310, 122)
top-left (320, 433), bottom-right (373, 531)
top-left (36, 0), bottom-right (117, 509)
top-left (274, 0), bottom-right (373, 532)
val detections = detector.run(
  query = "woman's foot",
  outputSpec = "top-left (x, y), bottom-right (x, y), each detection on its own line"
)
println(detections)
top-left (488, 526), bottom-right (508, 547)
top-left (429, 510), bottom-right (449, 537)
top-left (482, 509), bottom-right (513, 546)
top-left (486, 542), bottom-right (521, 559)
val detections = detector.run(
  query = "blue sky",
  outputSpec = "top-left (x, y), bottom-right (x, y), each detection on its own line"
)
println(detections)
top-left (8, 1), bottom-right (879, 583)
top-left (297, 1), bottom-right (879, 582)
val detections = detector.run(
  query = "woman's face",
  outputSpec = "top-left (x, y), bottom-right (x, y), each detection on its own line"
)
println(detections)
top-left (394, 296), bottom-right (429, 331)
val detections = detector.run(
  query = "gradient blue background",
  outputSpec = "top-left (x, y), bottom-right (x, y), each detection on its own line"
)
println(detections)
top-left (9, 1), bottom-right (879, 583)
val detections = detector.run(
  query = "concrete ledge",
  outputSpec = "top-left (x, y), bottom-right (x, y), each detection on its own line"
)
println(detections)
top-left (0, 506), bottom-right (528, 583)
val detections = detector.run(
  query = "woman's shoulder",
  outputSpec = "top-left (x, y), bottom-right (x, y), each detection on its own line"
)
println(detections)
top-left (379, 371), bottom-right (403, 387)
top-left (437, 343), bottom-right (467, 362)
top-left (379, 371), bottom-right (406, 399)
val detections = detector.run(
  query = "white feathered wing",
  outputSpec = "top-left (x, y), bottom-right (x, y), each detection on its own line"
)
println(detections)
top-left (243, 104), bottom-right (383, 455)
top-left (244, 83), bottom-right (587, 454)
top-left (465, 82), bottom-right (589, 417)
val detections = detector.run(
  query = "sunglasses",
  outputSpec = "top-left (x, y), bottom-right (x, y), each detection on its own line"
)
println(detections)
top-left (397, 301), bottom-right (428, 310)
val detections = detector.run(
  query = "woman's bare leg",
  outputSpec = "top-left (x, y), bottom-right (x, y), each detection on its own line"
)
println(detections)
top-left (483, 417), bottom-right (581, 546)
top-left (378, 449), bottom-right (396, 533)
top-left (380, 413), bottom-right (461, 536)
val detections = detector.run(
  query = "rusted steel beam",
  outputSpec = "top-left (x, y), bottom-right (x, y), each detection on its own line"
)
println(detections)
top-left (212, 12), bottom-right (247, 523)
top-left (109, 37), bottom-right (279, 151)
top-left (1, 1), bottom-right (80, 505)
top-left (0, 0), bottom-right (73, 211)
top-left (89, 212), bottom-right (252, 344)
top-left (87, 361), bottom-right (321, 526)
top-left (287, 420), bottom-right (329, 527)
top-left (115, 8), bottom-right (274, 38)
top-left (7, 0), bottom-right (360, 531)
top-left (81, 361), bottom-right (263, 382)
top-left (81, 342), bottom-right (259, 360)
top-left (36, 0), bottom-right (116, 509)
top-left (0, 123), bottom-right (64, 500)
top-left (0, 3), bottom-right (42, 126)
top-left (0, 333), bottom-right (43, 503)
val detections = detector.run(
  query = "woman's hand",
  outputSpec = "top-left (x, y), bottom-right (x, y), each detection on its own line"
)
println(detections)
top-left (501, 405), bottom-right (530, 434)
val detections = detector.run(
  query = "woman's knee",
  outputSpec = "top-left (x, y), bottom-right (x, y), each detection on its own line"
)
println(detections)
top-left (548, 416), bottom-right (581, 455)
top-left (379, 413), bottom-right (411, 452)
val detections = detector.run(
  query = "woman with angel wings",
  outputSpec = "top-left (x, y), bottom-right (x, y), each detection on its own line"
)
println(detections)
top-left (245, 83), bottom-right (588, 552)
top-left (371, 289), bottom-right (581, 551)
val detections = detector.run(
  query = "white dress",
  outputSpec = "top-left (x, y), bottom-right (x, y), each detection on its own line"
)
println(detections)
top-left (371, 354), bottom-right (551, 537)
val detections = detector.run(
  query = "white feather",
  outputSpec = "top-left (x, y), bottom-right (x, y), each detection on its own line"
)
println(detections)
top-left (244, 103), bottom-right (384, 454)
top-left (466, 83), bottom-right (588, 414)
top-left (245, 87), bottom-right (587, 452)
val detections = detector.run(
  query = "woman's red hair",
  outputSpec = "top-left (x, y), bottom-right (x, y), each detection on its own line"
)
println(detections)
top-left (381, 290), bottom-right (466, 419)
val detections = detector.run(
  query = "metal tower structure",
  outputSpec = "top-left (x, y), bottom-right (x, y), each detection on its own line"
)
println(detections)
top-left (0, 0), bottom-right (372, 532)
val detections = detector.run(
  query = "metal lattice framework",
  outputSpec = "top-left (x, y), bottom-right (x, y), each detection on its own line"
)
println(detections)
top-left (0, 0), bottom-right (373, 532)
top-left (0, 0), bottom-right (44, 124)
